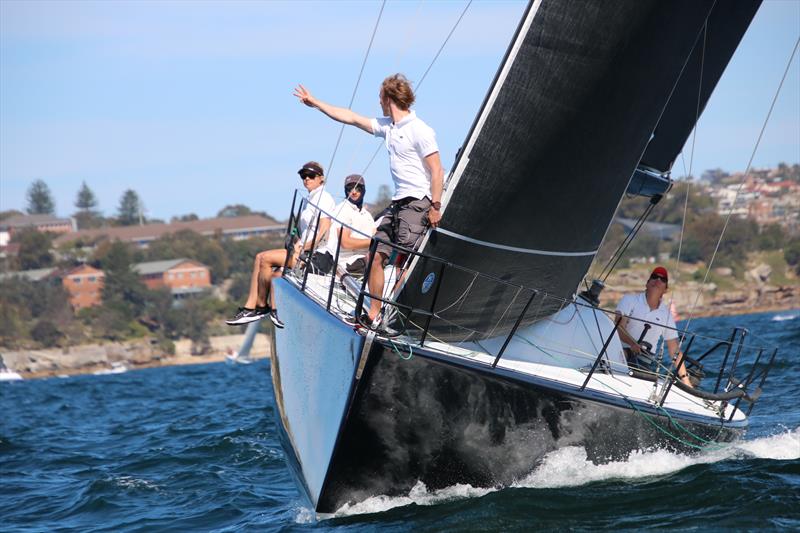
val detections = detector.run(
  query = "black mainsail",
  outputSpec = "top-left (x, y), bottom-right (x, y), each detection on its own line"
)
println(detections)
top-left (398, 0), bottom-right (761, 342)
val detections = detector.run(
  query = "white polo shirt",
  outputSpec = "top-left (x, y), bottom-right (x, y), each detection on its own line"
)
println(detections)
top-left (322, 200), bottom-right (376, 260)
top-left (371, 110), bottom-right (439, 200)
top-left (616, 292), bottom-right (678, 350)
top-left (299, 186), bottom-right (336, 243)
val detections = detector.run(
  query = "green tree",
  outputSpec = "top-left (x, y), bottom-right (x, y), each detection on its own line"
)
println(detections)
top-left (0, 209), bottom-right (23, 221)
top-left (74, 181), bottom-right (102, 229)
top-left (116, 189), bottom-right (142, 226)
top-left (785, 238), bottom-right (800, 274)
top-left (217, 204), bottom-right (253, 218)
top-left (172, 213), bottom-right (199, 222)
top-left (145, 230), bottom-right (229, 283)
top-left (178, 298), bottom-right (212, 355)
top-left (0, 276), bottom-right (73, 347)
top-left (31, 319), bottom-right (62, 347)
top-left (679, 213), bottom-right (758, 269)
top-left (13, 228), bottom-right (55, 270)
top-left (227, 273), bottom-right (251, 303)
top-left (216, 204), bottom-right (275, 221)
top-left (100, 241), bottom-right (148, 320)
top-left (371, 184), bottom-right (393, 216)
top-left (757, 223), bottom-right (786, 251)
top-left (26, 180), bottom-right (55, 215)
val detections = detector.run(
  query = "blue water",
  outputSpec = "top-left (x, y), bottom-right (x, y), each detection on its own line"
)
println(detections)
top-left (2, 310), bottom-right (799, 531)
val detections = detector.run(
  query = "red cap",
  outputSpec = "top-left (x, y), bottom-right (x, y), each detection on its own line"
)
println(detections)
top-left (651, 266), bottom-right (668, 281)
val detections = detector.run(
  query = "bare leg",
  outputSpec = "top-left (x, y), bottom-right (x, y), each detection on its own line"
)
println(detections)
top-left (268, 251), bottom-right (296, 315)
top-left (367, 251), bottom-right (388, 321)
top-left (256, 249), bottom-right (288, 308)
top-left (244, 252), bottom-right (266, 309)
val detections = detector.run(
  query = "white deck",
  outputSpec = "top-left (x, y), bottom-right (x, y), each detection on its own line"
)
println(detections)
top-left (288, 271), bottom-right (744, 424)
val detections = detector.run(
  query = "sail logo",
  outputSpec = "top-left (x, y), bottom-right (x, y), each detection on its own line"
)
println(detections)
top-left (422, 272), bottom-right (436, 294)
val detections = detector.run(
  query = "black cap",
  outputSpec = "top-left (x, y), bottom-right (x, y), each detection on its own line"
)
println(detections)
top-left (298, 161), bottom-right (323, 178)
top-left (344, 174), bottom-right (365, 188)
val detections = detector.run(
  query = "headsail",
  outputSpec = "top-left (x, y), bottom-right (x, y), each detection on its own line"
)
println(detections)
top-left (397, 0), bottom-right (761, 342)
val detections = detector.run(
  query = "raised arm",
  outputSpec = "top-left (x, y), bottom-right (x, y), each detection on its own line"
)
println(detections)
top-left (294, 84), bottom-right (373, 134)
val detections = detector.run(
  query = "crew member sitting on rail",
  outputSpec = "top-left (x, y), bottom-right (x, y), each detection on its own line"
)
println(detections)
top-left (616, 266), bottom-right (693, 387)
top-left (309, 174), bottom-right (376, 276)
top-left (225, 161), bottom-right (335, 329)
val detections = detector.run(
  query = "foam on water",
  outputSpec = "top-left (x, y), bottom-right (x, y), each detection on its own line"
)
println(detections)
top-left (326, 427), bottom-right (799, 518)
top-left (516, 427), bottom-right (800, 489)
top-left (326, 481), bottom-right (497, 518)
top-left (770, 313), bottom-right (798, 322)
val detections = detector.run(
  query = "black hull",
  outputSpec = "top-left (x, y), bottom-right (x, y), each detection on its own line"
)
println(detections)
top-left (316, 342), bottom-right (742, 513)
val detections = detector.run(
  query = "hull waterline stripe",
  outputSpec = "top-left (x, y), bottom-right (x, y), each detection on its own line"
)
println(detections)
top-left (436, 227), bottom-right (598, 257)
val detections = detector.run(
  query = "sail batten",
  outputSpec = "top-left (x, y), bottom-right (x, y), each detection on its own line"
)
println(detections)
top-left (397, 0), bottom-right (761, 341)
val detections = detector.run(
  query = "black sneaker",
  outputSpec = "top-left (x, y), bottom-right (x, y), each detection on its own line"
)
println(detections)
top-left (226, 307), bottom-right (267, 326)
top-left (269, 310), bottom-right (285, 329)
top-left (347, 312), bottom-right (380, 330)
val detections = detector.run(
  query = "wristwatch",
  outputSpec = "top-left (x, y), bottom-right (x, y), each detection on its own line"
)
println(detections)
top-left (431, 201), bottom-right (442, 210)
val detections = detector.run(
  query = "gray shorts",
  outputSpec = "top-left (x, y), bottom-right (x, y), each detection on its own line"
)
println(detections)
top-left (374, 197), bottom-right (431, 262)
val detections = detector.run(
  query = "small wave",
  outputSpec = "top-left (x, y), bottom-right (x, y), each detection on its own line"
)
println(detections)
top-left (516, 427), bottom-right (800, 488)
top-left (734, 427), bottom-right (800, 460)
top-left (771, 313), bottom-right (798, 322)
top-left (327, 427), bottom-right (799, 517)
top-left (330, 481), bottom-right (496, 518)
top-left (111, 475), bottom-right (160, 492)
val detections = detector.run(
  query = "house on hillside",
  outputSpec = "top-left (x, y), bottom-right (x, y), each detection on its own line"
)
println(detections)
top-left (0, 214), bottom-right (75, 246)
top-left (53, 215), bottom-right (284, 249)
top-left (133, 258), bottom-right (211, 300)
top-left (0, 267), bottom-right (59, 283)
top-left (62, 264), bottom-right (105, 309)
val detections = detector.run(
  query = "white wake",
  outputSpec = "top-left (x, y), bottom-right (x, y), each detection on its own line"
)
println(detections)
top-left (312, 427), bottom-right (799, 519)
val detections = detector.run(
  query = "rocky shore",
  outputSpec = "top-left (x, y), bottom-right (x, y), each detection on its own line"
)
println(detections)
top-left (2, 332), bottom-right (271, 379)
top-left (602, 264), bottom-right (800, 319)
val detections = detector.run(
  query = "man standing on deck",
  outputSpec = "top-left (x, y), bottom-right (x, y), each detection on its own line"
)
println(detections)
top-left (616, 266), bottom-right (693, 387)
top-left (294, 74), bottom-right (444, 327)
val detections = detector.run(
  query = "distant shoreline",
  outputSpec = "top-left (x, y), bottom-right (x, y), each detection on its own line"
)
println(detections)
top-left (5, 302), bottom-right (798, 380)
top-left (3, 332), bottom-right (272, 380)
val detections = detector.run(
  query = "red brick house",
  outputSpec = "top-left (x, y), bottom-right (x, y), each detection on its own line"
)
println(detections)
top-left (133, 258), bottom-right (211, 295)
top-left (62, 264), bottom-right (105, 309)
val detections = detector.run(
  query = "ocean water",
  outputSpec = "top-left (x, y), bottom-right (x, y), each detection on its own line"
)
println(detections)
top-left (2, 310), bottom-right (798, 531)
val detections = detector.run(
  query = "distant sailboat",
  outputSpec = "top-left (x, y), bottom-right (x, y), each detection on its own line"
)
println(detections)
top-left (267, 0), bottom-right (779, 514)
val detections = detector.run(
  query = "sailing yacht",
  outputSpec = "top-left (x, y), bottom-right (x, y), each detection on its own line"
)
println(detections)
top-left (267, 0), bottom-right (778, 513)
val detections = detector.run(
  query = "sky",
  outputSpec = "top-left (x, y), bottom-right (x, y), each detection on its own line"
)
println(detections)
top-left (1, 0), bottom-right (798, 222)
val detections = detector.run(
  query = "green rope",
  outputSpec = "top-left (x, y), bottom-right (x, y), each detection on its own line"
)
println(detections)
top-left (389, 338), bottom-right (413, 360)
top-left (515, 332), bottom-right (729, 451)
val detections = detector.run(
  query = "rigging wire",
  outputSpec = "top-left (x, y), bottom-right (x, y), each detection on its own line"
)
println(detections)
top-left (683, 35), bottom-right (800, 332)
top-left (291, 1), bottom-right (385, 268)
top-left (324, 0), bottom-right (387, 183)
top-left (342, 0), bottom-right (425, 175)
top-left (672, 21), bottom-right (708, 301)
top-left (362, 0), bottom-right (473, 176)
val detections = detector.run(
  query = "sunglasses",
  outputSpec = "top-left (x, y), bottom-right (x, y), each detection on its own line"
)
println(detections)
top-left (649, 274), bottom-right (668, 283)
top-left (300, 173), bottom-right (320, 181)
top-left (345, 184), bottom-right (365, 193)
